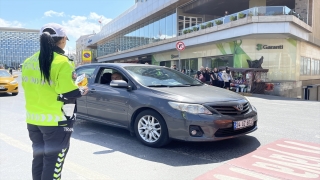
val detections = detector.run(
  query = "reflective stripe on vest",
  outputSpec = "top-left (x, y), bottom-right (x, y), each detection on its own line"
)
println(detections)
top-left (26, 111), bottom-right (67, 126)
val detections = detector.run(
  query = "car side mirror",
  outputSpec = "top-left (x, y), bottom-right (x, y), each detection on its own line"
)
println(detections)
top-left (13, 75), bottom-right (18, 78)
top-left (110, 80), bottom-right (128, 88)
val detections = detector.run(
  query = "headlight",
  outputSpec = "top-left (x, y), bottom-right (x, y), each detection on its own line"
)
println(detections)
top-left (168, 102), bottom-right (212, 115)
top-left (10, 80), bottom-right (17, 84)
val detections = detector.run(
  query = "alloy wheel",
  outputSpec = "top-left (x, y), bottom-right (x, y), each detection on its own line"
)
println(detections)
top-left (137, 115), bottom-right (161, 143)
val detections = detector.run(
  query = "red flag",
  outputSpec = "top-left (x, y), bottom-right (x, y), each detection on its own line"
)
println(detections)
top-left (98, 16), bottom-right (102, 24)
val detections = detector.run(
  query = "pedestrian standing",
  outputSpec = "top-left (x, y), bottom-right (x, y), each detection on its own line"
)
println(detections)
top-left (217, 69), bottom-right (224, 88)
top-left (22, 23), bottom-right (89, 180)
top-left (223, 66), bottom-right (233, 90)
top-left (211, 67), bottom-right (219, 87)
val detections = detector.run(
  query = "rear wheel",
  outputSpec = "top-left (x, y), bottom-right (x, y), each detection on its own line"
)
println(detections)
top-left (12, 93), bottom-right (18, 96)
top-left (134, 110), bottom-right (170, 148)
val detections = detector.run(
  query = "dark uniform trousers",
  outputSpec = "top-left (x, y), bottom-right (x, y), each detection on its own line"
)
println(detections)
top-left (27, 122), bottom-right (74, 180)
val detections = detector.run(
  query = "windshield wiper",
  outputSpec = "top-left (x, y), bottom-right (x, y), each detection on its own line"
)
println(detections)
top-left (147, 84), bottom-right (190, 87)
top-left (184, 84), bottom-right (203, 86)
top-left (147, 84), bottom-right (169, 87)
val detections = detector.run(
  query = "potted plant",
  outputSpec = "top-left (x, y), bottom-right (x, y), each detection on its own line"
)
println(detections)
top-left (239, 12), bottom-right (246, 19)
top-left (230, 15), bottom-right (237, 21)
top-left (206, 22), bottom-right (213, 28)
top-left (183, 29), bottom-right (188, 34)
top-left (215, 20), bottom-right (223, 25)
top-left (200, 24), bottom-right (206, 29)
top-left (187, 29), bottom-right (193, 33)
top-left (192, 26), bottom-right (198, 32)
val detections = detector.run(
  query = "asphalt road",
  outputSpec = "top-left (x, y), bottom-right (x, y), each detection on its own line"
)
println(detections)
top-left (1, 71), bottom-right (319, 180)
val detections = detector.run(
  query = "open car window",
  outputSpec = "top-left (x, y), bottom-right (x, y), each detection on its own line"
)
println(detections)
top-left (75, 67), bottom-right (96, 79)
top-left (95, 67), bottom-right (128, 85)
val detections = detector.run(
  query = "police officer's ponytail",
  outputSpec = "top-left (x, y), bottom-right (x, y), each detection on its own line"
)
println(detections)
top-left (39, 28), bottom-right (63, 84)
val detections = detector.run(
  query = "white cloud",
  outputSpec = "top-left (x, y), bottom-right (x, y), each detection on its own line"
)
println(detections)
top-left (0, 18), bottom-right (23, 27)
top-left (44, 10), bottom-right (64, 17)
top-left (88, 12), bottom-right (112, 25)
top-left (61, 13), bottom-right (112, 40)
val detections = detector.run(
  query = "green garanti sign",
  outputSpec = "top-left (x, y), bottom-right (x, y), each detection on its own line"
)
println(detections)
top-left (256, 44), bottom-right (283, 51)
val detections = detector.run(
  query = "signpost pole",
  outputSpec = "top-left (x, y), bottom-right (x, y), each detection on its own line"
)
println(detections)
top-left (178, 51), bottom-right (181, 71)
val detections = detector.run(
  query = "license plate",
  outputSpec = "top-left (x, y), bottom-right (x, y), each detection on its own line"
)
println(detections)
top-left (234, 118), bottom-right (254, 130)
top-left (0, 86), bottom-right (5, 89)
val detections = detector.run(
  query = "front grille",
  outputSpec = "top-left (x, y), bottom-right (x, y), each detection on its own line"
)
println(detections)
top-left (210, 102), bottom-right (250, 115)
top-left (0, 88), bottom-right (8, 91)
top-left (214, 122), bottom-right (257, 137)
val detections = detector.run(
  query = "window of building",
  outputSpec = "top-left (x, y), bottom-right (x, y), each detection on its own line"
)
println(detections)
top-left (300, 57), bottom-right (320, 75)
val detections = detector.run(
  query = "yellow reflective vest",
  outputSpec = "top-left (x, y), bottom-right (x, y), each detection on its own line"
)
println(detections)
top-left (22, 51), bottom-right (78, 126)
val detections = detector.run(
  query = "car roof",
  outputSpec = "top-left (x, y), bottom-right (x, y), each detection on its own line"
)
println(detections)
top-left (77, 63), bottom-right (166, 68)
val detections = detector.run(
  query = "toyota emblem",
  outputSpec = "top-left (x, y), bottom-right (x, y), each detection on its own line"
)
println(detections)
top-left (235, 104), bottom-right (244, 111)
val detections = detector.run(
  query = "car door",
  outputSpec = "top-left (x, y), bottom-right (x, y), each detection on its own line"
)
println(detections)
top-left (75, 65), bottom-right (98, 117)
top-left (86, 66), bottom-right (131, 127)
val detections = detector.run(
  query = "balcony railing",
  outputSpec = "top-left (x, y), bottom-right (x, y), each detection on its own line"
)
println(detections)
top-left (179, 6), bottom-right (304, 36)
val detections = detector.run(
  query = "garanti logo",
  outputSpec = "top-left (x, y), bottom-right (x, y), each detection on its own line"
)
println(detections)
top-left (256, 44), bottom-right (263, 51)
top-left (256, 44), bottom-right (283, 51)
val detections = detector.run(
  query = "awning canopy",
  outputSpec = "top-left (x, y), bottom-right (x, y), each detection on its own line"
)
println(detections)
top-left (218, 67), bottom-right (269, 73)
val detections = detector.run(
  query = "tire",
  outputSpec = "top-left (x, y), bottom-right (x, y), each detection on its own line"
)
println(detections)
top-left (134, 110), bottom-right (170, 148)
top-left (12, 93), bottom-right (18, 96)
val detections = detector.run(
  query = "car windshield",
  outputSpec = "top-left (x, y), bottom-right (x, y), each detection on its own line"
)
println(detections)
top-left (0, 70), bottom-right (11, 77)
top-left (124, 66), bottom-right (203, 87)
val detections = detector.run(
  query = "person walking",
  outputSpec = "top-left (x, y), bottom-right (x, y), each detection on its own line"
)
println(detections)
top-left (8, 67), bottom-right (13, 75)
top-left (22, 23), bottom-right (89, 180)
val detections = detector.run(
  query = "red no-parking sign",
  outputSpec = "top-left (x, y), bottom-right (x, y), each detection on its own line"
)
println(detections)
top-left (176, 41), bottom-right (185, 51)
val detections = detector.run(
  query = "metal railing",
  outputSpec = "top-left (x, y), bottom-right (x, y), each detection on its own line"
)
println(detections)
top-left (179, 6), bottom-right (304, 36)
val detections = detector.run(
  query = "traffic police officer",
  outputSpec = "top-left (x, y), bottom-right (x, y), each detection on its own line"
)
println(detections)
top-left (22, 23), bottom-right (88, 180)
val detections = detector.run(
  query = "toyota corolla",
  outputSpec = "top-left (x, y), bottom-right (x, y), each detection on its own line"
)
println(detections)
top-left (75, 63), bottom-right (258, 147)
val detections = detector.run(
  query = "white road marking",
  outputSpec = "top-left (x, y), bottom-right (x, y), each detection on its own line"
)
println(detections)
top-left (0, 133), bottom-right (113, 180)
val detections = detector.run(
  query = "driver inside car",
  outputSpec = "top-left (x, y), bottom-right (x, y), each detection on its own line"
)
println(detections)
top-left (111, 72), bottom-right (123, 81)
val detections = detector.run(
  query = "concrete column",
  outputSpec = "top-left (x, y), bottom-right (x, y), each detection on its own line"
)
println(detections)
top-left (295, 0), bottom-right (309, 24)
top-left (198, 57), bottom-right (205, 70)
top-left (249, 0), bottom-right (266, 8)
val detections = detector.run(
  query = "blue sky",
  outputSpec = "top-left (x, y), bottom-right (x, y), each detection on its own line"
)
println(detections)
top-left (0, 0), bottom-right (135, 53)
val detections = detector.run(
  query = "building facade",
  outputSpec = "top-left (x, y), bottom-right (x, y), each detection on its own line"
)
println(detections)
top-left (0, 27), bottom-right (39, 68)
top-left (81, 0), bottom-right (320, 99)
top-left (75, 34), bottom-right (96, 66)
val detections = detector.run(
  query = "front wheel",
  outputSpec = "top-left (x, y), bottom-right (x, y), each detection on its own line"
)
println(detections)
top-left (134, 110), bottom-right (170, 148)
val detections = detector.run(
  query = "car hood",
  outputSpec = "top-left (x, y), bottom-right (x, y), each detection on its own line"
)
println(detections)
top-left (0, 77), bottom-right (14, 83)
top-left (151, 85), bottom-right (245, 103)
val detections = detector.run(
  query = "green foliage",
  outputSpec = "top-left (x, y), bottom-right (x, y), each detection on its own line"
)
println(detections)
top-left (230, 16), bottom-right (237, 21)
top-left (206, 22), bottom-right (213, 28)
top-left (192, 27), bottom-right (198, 31)
top-left (215, 20), bottom-right (223, 25)
top-left (239, 12), bottom-right (246, 19)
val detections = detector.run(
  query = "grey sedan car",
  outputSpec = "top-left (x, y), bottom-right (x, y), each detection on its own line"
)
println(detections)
top-left (75, 63), bottom-right (258, 147)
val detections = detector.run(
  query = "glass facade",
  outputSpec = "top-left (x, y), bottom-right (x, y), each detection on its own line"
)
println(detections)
top-left (300, 57), bottom-right (320, 75)
top-left (0, 29), bottom-right (39, 68)
top-left (97, 10), bottom-right (177, 57)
